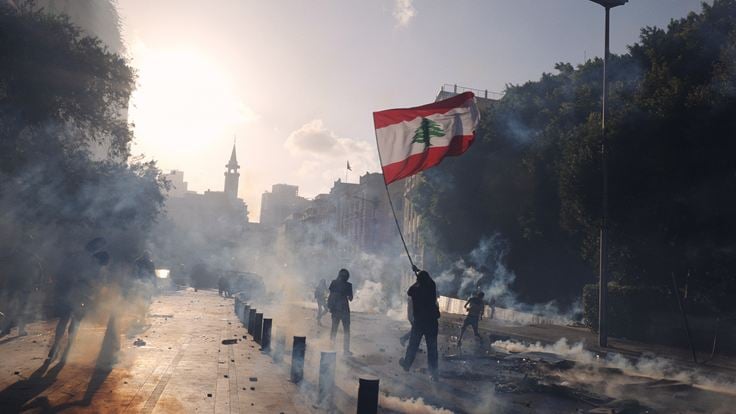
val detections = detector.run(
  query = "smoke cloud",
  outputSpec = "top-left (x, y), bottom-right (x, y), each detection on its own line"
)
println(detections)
top-left (435, 234), bottom-right (582, 323)
top-left (492, 338), bottom-right (736, 396)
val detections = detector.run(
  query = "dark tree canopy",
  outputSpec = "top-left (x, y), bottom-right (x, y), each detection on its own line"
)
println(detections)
top-left (414, 0), bottom-right (736, 316)
top-left (0, 3), bottom-right (165, 311)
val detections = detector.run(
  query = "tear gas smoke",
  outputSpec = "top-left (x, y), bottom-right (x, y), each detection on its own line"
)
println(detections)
top-left (435, 234), bottom-right (582, 324)
top-left (380, 395), bottom-right (453, 414)
top-left (492, 338), bottom-right (736, 396)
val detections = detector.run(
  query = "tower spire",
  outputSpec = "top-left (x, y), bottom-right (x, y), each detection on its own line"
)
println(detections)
top-left (224, 139), bottom-right (240, 198)
top-left (227, 142), bottom-right (239, 169)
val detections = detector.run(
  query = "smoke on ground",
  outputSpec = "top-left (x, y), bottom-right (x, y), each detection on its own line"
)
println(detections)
top-left (492, 338), bottom-right (736, 396)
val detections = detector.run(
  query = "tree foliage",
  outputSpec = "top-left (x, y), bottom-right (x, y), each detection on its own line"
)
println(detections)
top-left (414, 0), bottom-right (736, 315)
top-left (0, 3), bottom-right (165, 304)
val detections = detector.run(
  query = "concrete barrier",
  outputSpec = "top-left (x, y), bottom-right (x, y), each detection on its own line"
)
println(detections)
top-left (437, 295), bottom-right (563, 325)
top-left (290, 336), bottom-right (306, 383)
top-left (318, 351), bottom-right (336, 407)
top-left (356, 377), bottom-right (379, 414)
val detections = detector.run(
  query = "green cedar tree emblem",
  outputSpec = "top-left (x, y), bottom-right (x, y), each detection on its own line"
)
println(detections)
top-left (412, 117), bottom-right (444, 148)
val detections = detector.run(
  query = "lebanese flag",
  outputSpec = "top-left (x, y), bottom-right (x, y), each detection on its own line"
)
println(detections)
top-left (373, 92), bottom-right (480, 185)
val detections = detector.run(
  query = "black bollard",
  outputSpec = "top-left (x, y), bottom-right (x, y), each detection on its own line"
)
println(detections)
top-left (261, 319), bottom-right (272, 352)
top-left (254, 313), bottom-right (264, 344)
top-left (318, 351), bottom-right (337, 408)
top-left (248, 309), bottom-right (256, 334)
top-left (290, 336), bottom-right (306, 383)
top-left (356, 378), bottom-right (379, 414)
top-left (242, 305), bottom-right (250, 326)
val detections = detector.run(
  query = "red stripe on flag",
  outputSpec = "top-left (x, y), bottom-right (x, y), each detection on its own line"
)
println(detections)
top-left (381, 134), bottom-right (475, 184)
top-left (373, 92), bottom-right (475, 129)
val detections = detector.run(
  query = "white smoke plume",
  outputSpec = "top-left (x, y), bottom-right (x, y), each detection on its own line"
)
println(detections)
top-left (380, 394), bottom-right (453, 414)
top-left (435, 234), bottom-right (581, 323)
top-left (492, 338), bottom-right (736, 396)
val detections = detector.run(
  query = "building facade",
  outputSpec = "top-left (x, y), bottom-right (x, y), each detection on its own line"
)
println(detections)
top-left (259, 184), bottom-right (310, 227)
top-left (155, 146), bottom-right (250, 278)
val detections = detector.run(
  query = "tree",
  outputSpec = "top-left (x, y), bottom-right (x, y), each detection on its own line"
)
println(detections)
top-left (411, 0), bottom-right (736, 320)
top-left (0, 3), bottom-right (166, 315)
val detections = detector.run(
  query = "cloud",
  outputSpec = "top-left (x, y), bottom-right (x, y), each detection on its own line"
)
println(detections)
top-left (393, 0), bottom-right (416, 27)
top-left (284, 119), bottom-right (379, 195)
top-left (285, 119), bottom-right (370, 158)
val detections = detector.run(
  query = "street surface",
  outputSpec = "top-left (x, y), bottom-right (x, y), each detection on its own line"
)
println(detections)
top-left (256, 300), bottom-right (736, 414)
top-left (0, 289), bottom-right (314, 413)
top-left (2, 289), bottom-right (736, 413)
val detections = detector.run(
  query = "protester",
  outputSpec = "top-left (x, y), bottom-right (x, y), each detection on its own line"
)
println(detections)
top-left (314, 279), bottom-right (328, 326)
top-left (458, 291), bottom-right (485, 348)
top-left (47, 238), bottom-right (109, 362)
top-left (217, 276), bottom-right (231, 298)
top-left (399, 265), bottom-right (440, 381)
top-left (328, 268), bottom-right (353, 355)
top-left (0, 247), bottom-right (42, 337)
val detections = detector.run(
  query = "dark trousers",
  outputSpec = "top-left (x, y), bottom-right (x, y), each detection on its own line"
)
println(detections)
top-left (459, 316), bottom-right (481, 341)
top-left (48, 311), bottom-right (80, 360)
top-left (317, 301), bottom-right (327, 322)
top-left (400, 321), bottom-right (414, 343)
top-left (403, 323), bottom-right (438, 375)
top-left (330, 312), bottom-right (350, 351)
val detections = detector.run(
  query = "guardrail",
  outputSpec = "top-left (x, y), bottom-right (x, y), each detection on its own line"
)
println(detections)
top-left (437, 295), bottom-right (567, 325)
top-left (441, 83), bottom-right (504, 99)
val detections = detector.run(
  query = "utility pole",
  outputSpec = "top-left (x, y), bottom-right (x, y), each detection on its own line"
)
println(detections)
top-left (588, 0), bottom-right (628, 348)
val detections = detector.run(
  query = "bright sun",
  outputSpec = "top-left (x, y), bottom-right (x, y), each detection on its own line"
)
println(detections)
top-left (129, 46), bottom-right (256, 162)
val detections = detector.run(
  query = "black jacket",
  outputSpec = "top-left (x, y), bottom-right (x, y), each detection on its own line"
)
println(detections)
top-left (408, 277), bottom-right (440, 328)
top-left (328, 279), bottom-right (353, 314)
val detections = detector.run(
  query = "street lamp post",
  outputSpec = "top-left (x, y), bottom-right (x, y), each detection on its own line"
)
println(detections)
top-left (588, 0), bottom-right (628, 348)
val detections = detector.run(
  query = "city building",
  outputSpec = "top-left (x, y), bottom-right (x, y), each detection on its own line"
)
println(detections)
top-left (165, 170), bottom-right (189, 198)
top-left (259, 184), bottom-right (310, 227)
top-left (162, 144), bottom-right (249, 240)
top-left (154, 145), bottom-right (251, 279)
top-left (280, 173), bottom-right (405, 265)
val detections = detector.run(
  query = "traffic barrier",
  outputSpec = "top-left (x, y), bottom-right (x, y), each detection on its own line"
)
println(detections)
top-left (290, 336), bottom-right (306, 383)
top-left (261, 318), bottom-right (272, 352)
top-left (247, 308), bottom-right (257, 334)
top-left (356, 378), bottom-right (379, 414)
top-left (254, 313), bottom-right (264, 344)
top-left (318, 351), bottom-right (336, 408)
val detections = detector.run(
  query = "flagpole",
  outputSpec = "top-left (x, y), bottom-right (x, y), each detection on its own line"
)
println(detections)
top-left (373, 130), bottom-right (416, 269)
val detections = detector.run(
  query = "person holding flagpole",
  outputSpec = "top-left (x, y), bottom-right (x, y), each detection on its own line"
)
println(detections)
top-left (399, 265), bottom-right (440, 381)
top-left (373, 91), bottom-right (480, 381)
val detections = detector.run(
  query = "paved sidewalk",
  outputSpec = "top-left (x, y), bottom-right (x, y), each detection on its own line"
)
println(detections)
top-left (0, 290), bottom-right (315, 413)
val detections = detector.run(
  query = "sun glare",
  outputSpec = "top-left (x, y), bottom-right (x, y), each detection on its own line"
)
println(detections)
top-left (129, 46), bottom-right (257, 160)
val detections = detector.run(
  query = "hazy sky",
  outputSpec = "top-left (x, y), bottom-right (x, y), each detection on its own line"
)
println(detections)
top-left (119, 0), bottom-right (703, 221)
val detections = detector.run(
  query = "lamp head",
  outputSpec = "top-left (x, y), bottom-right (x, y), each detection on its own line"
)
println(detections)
top-left (589, 0), bottom-right (628, 8)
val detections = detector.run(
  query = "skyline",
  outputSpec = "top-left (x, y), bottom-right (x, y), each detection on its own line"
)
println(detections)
top-left (119, 0), bottom-right (705, 221)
